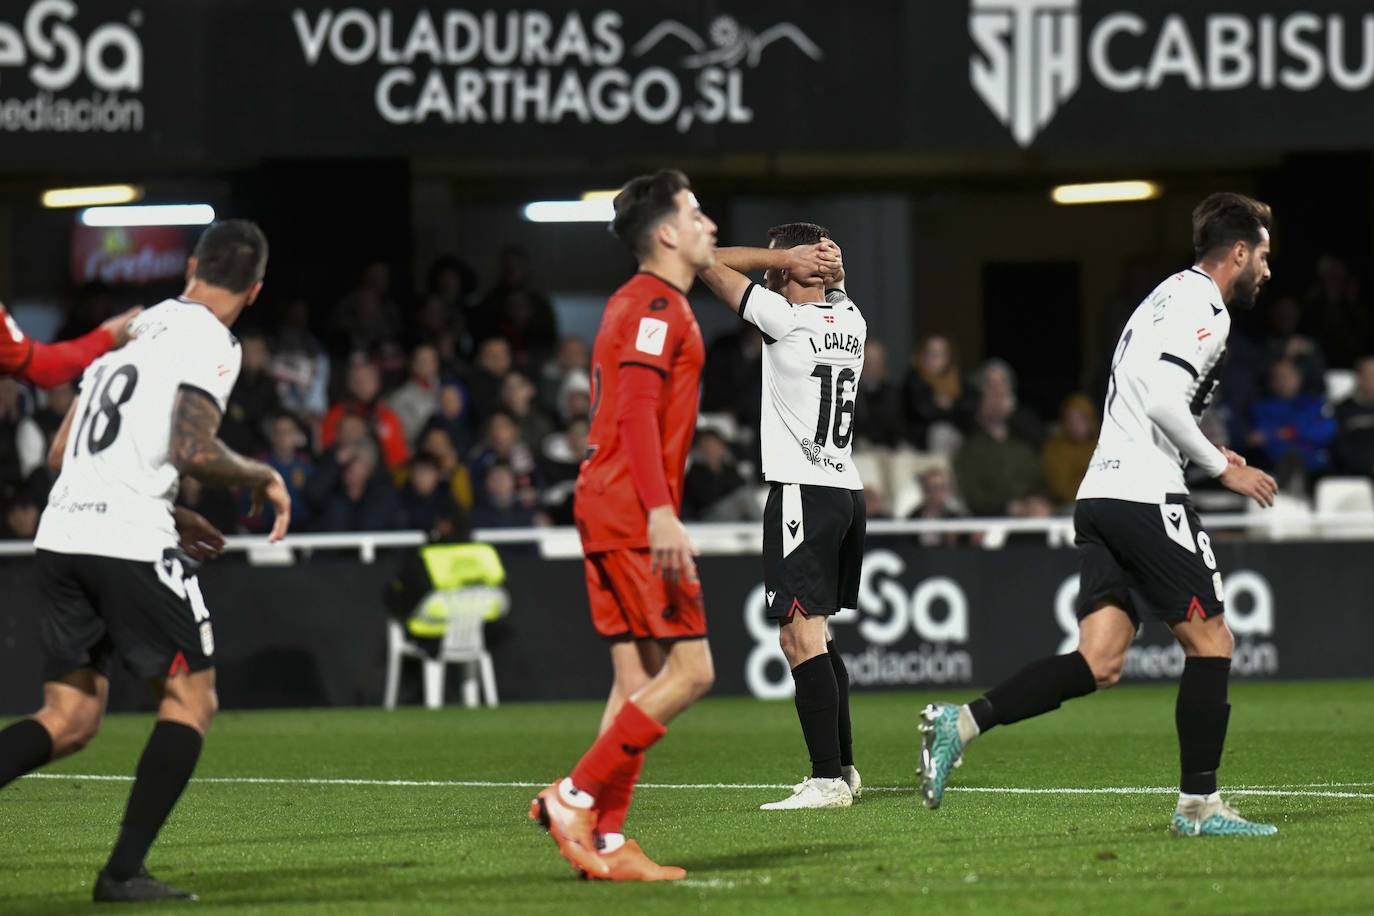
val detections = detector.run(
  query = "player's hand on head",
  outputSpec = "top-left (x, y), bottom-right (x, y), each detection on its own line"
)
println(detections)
top-left (101, 306), bottom-right (144, 348)
top-left (173, 507), bottom-right (226, 562)
top-left (1218, 464), bottom-right (1278, 509)
top-left (251, 468), bottom-right (292, 543)
top-left (648, 505), bottom-right (698, 584)
top-left (788, 243), bottom-right (842, 285)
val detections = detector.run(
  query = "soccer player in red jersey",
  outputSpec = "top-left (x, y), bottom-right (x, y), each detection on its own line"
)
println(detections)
top-left (0, 301), bottom-right (141, 388)
top-left (528, 169), bottom-right (717, 882)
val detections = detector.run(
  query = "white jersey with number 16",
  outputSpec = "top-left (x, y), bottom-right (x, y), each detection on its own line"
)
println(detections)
top-left (738, 283), bottom-right (865, 490)
top-left (35, 299), bottom-right (242, 562)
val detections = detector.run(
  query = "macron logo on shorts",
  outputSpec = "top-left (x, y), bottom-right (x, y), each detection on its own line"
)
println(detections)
top-left (635, 317), bottom-right (668, 356)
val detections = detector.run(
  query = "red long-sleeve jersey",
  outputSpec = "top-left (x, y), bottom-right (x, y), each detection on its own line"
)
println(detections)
top-left (574, 273), bottom-right (705, 554)
top-left (0, 303), bottom-right (114, 388)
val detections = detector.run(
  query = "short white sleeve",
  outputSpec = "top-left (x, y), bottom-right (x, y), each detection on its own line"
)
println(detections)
top-left (739, 283), bottom-right (799, 342)
top-left (160, 311), bottom-right (241, 412)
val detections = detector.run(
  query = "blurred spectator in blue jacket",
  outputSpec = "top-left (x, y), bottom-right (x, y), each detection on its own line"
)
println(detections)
top-left (1248, 359), bottom-right (1337, 486)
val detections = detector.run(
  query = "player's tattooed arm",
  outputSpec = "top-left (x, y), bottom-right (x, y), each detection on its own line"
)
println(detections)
top-left (170, 386), bottom-right (274, 488)
top-left (170, 385), bottom-right (293, 541)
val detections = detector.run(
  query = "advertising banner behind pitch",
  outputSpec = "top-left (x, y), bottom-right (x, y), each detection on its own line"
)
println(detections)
top-left (1, 539), bottom-right (1370, 714)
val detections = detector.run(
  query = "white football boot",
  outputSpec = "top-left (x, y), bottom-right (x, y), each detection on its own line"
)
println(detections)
top-left (760, 777), bottom-right (853, 810)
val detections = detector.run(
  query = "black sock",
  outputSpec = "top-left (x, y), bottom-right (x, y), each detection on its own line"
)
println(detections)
top-left (1177, 656), bottom-right (1231, 796)
top-left (791, 654), bottom-right (841, 779)
top-left (970, 652), bottom-right (1097, 734)
top-left (827, 642), bottom-right (853, 768)
top-left (104, 721), bottom-right (204, 882)
top-left (0, 719), bottom-right (54, 789)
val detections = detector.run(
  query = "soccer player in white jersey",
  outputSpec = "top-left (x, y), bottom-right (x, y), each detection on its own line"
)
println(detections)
top-left (699, 222), bottom-right (867, 810)
top-left (0, 221), bottom-right (292, 901)
top-left (918, 193), bottom-right (1282, 837)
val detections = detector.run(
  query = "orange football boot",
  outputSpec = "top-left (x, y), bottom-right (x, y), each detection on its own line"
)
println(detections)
top-left (529, 781), bottom-right (609, 877)
top-left (591, 839), bottom-right (687, 882)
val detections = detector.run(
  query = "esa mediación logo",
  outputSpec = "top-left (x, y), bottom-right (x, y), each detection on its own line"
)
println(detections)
top-left (970, 0), bottom-right (1374, 147)
top-left (0, 0), bottom-right (144, 134)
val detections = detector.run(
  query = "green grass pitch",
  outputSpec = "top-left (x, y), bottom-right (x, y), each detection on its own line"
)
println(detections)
top-left (2, 682), bottom-right (1372, 914)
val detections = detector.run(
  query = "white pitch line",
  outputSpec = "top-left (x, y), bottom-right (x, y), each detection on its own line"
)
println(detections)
top-left (21, 773), bottom-right (1374, 798)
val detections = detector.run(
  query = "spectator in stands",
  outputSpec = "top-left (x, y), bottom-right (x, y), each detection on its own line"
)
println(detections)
top-left (954, 383), bottom-right (1045, 517)
top-left (243, 412), bottom-right (313, 533)
top-left (540, 418), bottom-right (588, 487)
top-left (701, 326), bottom-right (763, 430)
top-left (538, 417), bottom-right (587, 525)
top-left (321, 356), bottom-right (411, 470)
top-left (539, 335), bottom-right (590, 416)
top-left (474, 247), bottom-right (558, 365)
top-left (467, 411), bottom-right (541, 509)
top-left (272, 298), bottom-right (331, 420)
top-left (864, 484), bottom-right (890, 521)
top-left (426, 254), bottom-right (477, 316)
top-left (388, 344), bottom-right (442, 445)
top-left (470, 462), bottom-right (544, 529)
top-left (467, 337), bottom-right (512, 424)
top-left (418, 424), bottom-right (474, 509)
top-left (905, 466), bottom-right (970, 548)
top-left (331, 261), bottom-right (402, 359)
top-left (220, 330), bottom-right (281, 456)
top-left (1263, 295), bottom-right (1327, 394)
top-left (1248, 359), bottom-right (1337, 488)
top-left (309, 440), bottom-right (407, 532)
top-left (903, 334), bottom-right (964, 450)
top-left (1305, 254), bottom-right (1368, 369)
top-left (1041, 393), bottom-right (1099, 508)
top-left (33, 382), bottom-right (75, 442)
top-left (422, 382), bottom-right (475, 459)
top-left (556, 370), bottom-right (592, 428)
top-left (854, 340), bottom-right (906, 448)
top-left (682, 428), bottom-right (758, 521)
top-left (974, 359), bottom-right (1044, 447)
top-left (416, 255), bottom-right (476, 353)
top-left (1333, 355), bottom-right (1374, 477)
top-left (0, 378), bottom-right (43, 485)
top-left (1, 491), bottom-right (40, 540)
top-left (400, 453), bottom-right (470, 541)
top-left (500, 371), bottom-right (554, 451)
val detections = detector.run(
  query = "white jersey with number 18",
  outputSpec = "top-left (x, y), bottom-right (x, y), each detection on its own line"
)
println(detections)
top-left (738, 283), bottom-right (866, 490)
top-left (35, 299), bottom-right (242, 562)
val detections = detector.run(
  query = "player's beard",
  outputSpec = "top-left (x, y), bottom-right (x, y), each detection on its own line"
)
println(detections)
top-left (1230, 263), bottom-right (1264, 311)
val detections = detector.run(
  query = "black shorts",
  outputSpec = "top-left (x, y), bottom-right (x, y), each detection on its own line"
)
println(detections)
top-left (37, 549), bottom-right (216, 683)
top-left (763, 483), bottom-right (865, 622)
top-left (1074, 497), bottom-right (1224, 627)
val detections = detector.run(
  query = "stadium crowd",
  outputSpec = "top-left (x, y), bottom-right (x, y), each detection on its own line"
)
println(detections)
top-left (2, 249), bottom-right (1371, 540)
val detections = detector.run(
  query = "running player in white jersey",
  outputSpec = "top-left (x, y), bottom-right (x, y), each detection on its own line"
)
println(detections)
top-left (0, 221), bottom-right (291, 902)
top-left (699, 223), bottom-right (866, 810)
top-left (918, 193), bottom-right (1283, 837)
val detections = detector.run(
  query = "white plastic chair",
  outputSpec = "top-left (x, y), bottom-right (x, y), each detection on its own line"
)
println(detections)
top-left (1246, 493), bottom-right (1314, 541)
top-left (1313, 476), bottom-right (1374, 538)
top-left (384, 586), bottom-right (508, 710)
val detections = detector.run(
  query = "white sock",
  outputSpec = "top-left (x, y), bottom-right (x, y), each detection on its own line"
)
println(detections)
top-left (1178, 790), bottom-right (1220, 808)
top-left (600, 832), bottom-right (626, 853)
top-left (956, 705), bottom-right (981, 746)
top-left (559, 777), bottom-right (595, 810)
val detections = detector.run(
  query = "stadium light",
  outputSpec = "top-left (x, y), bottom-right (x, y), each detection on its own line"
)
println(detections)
top-left (522, 199), bottom-right (615, 223)
top-left (580, 190), bottom-right (620, 201)
top-left (79, 204), bottom-right (217, 227)
top-left (1051, 180), bottom-right (1162, 205)
top-left (42, 184), bottom-right (144, 209)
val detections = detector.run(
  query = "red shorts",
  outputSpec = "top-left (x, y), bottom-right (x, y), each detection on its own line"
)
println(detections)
top-left (584, 548), bottom-right (707, 642)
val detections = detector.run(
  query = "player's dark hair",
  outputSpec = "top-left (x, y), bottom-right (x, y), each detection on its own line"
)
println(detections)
top-left (1192, 193), bottom-right (1272, 261)
top-left (611, 169), bottom-right (692, 259)
top-left (767, 222), bottom-right (830, 249)
top-left (192, 220), bottom-right (269, 294)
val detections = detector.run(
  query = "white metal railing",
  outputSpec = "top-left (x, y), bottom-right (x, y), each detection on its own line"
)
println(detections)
top-left (2, 510), bottom-right (1374, 562)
